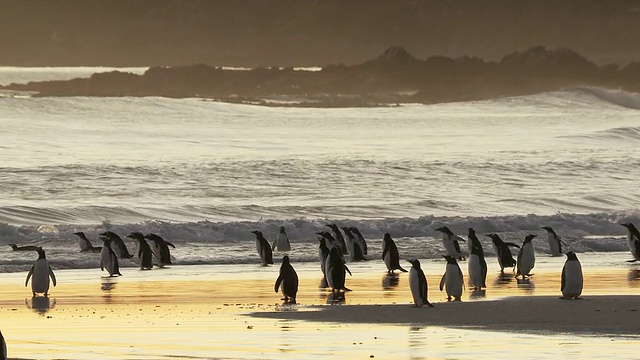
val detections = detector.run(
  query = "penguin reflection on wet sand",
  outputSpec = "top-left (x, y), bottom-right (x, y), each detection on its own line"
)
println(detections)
top-left (25, 248), bottom-right (56, 297)
top-left (72, 232), bottom-right (103, 253)
top-left (274, 256), bottom-right (299, 304)
top-left (145, 233), bottom-right (176, 267)
top-left (407, 259), bottom-right (434, 308)
top-left (100, 237), bottom-right (122, 277)
top-left (439, 255), bottom-right (463, 302)
top-left (487, 233), bottom-right (519, 273)
top-left (541, 226), bottom-right (565, 257)
top-left (126, 232), bottom-right (154, 270)
top-left (561, 251), bottom-right (583, 300)
top-left (620, 223), bottom-right (640, 262)
top-left (251, 231), bottom-right (274, 266)
top-left (99, 231), bottom-right (134, 259)
top-left (382, 233), bottom-right (407, 274)
top-left (516, 234), bottom-right (537, 279)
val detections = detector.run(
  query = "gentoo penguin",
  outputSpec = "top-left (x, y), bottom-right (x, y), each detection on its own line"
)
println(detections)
top-left (381, 233), bottom-right (407, 273)
top-left (126, 232), bottom-right (154, 270)
top-left (316, 231), bottom-right (339, 250)
top-left (72, 232), bottom-right (102, 253)
top-left (326, 224), bottom-right (348, 254)
top-left (486, 233), bottom-right (519, 273)
top-left (407, 259), bottom-right (434, 308)
top-left (1, 329), bottom-right (5, 360)
top-left (144, 233), bottom-right (176, 266)
top-left (250, 231), bottom-right (274, 266)
top-left (99, 231), bottom-right (133, 259)
top-left (541, 226), bottom-right (565, 257)
top-left (561, 251), bottom-right (583, 299)
top-left (349, 226), bottom-right (368, 255)
top-left (25, 248), bottom-right (56, 297)
top-left (100, 238), bottom-right (122, 277)
top-left (439, 255), bottom-right (463, 301)
top-left (274, 255), bottom-right (299, 304)
top-left (516, 234), bottom-right (537, 278)
top-left (620, 223), bottom-right (640, 262)
top-left (326, 246), bottom-right (352, 295)
top-left (342, 227), bottom-right (367, 262)
top-left (8, 244), bottom-right (42, 251)
top-left (435, 226), bottom-right (466, 260)
top-left (272, 226), bottom-right (291, 252)
top-left (467, 228), bottom-right (487, 290)
top-left (317, 236), bottom-right (330, 277)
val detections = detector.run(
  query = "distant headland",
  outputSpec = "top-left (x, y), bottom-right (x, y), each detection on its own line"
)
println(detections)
top-left (3, 46), bottom-right (639, 107)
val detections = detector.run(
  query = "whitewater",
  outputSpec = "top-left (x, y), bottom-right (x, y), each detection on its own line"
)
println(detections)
top-left (0, 68), bottom-right (639, 272)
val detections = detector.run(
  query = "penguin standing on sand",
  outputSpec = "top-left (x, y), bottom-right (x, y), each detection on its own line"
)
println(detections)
top-left (251, 231), bottom-right (274, 266)
top-left (144, 233), bottom-right (176, 266)
top-left (439, 255), bottom-right (463, 301)
top-left (516, 234), bottom-right (537, 278)
top-left (99, 231), bottom-right (133, 259)
top-left (407, 259), bottom-right (434, 308)
top-left (272, 226), bottom-right (291, 252)
top-left (487, 233), bottom-right (519, 273)
top-left (326, 247), bottom-right (352, 295)
top-left (1, 329), bottom-right (6, 360)
top-left (561, 251), bottom-right (583, 299)
top-left (326, 224), bottom-right (348, 254)
top-left (435, 226), bottom-right (466, 260)
top-left (100, 238), bottom-right (122, 277)
top-left (25, 248), bottom-right (56, 297)
top-left (274, 255), bottom-right (299, 304)
top-left (342, 227), bottom-right (367, 262)
top-left (620, 223), bottom-right (640, 262)
top-left (467, 228), bottom-right (487, 290)
top-left (541, 226), bottom-right (565, 257)
top-left (73, 232), bottom-right (102, 253)
top-left (126, 232), bottom-right (154, 270)
top-left (350, 227), bottom-right (368, 255)
top-left (382, 233), bottom-right (407, 273)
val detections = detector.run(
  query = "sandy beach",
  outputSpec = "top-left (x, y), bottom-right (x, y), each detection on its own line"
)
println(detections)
top-left (1, 254), bottom-right (640, 359)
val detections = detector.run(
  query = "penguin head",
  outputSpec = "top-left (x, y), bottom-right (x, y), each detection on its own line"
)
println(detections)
top-left (99, 231), bottom-right (114, 239)
top-left (383, 233), bottom-right (392, 242)
top-left (620, 223), bottom-right (636, 231)
top-left (565, 251), bottom-right (579, 261)
top-left (251, 230), bottom-right (261, 237)
top-left (73, 231), bottom-right (86, 238)
top-left (436, 226), bottom-right (453, 235)
top-left (126, 232), bottom-right (144, 241)
top-left (541, 226), bottom-right (551, 232)
top-left (36, 247), bottom-right (45, 259)
top-left (486, 233), bottom-right (499, 243)
top-left (524, 234), bottom-right (537, 243)
top-left (467, 228), bottom-right (476, 237)
top-left (279, 226), bottom-right (286, 233)
top-left (282, 255), bottom-right (290, 264)
top-left (407, 259), bottom-right (421, 269)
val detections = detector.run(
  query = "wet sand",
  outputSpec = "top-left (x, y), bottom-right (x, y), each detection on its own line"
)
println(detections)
top-left (1, 254), bottom-right (640, 359)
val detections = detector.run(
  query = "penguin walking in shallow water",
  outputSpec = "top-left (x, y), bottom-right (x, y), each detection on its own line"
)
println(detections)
top-left (100, 238), bottom-right (122, 277)
top-left (620, 223), bottom-right (640, 262)
top-left (382, 233), bottom-right (407, 273)
top-left (274, 255), bottom-right (299, 304)
top-left (326, 247), bottom-right (352, 295)
top-left (561, 251), bottom-right (583, 299)
top-left (350, 226), bottom-right (368, 255)
top-left (73, 232), bottom-right (103, 253)
top-left (516, 234), bottom-right (537, 278)
top-left (487, 233), bottom-right (519, 273)
top-left (25, 248), bottom-right (56, 297)
top-left (144, 233), bottom-right (175, 266)
top-left (326, 224), bottom-right (348, 255)
top-left (541, 226), bottom-right (565, 257)
top-left (272, 226), bottom-right (291, 252)
top-left (467, 228), bottom-right (487, 290)
top-left (99, 231), bottom-right (133, 259)
top-left (407, 259), bottom-right (434, 308)
top-left (435, 226), bottom-right (466, 260)
top-left (251, 231), bottom-right (274, 266)
top-left (439, 255), bottom-right (463, 301)
top-left (126, 232), bottom-right (154, 270)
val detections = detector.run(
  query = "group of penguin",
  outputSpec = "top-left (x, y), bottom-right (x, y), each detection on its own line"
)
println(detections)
top-left (14, 231), bottom-right (177, 298)
top-left (258, 222), bottom-right (640, 307)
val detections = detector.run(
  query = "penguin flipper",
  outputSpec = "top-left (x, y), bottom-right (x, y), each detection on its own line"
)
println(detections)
top-left (274, 274), bottom-right (283, 293)
top-left (381, 246), bottom-right (389, 261)
top-left (398, 266), bottom-right (408, 272)
top-left (49, 267), bottom-right (57, 286)
top-left (344, 265), bottom-right (352, 276)
top-left (453, 241), bottom-right (462, 254)
top-left (561, 266), bottom-right (566, 291)
top-left (25, 265), bottom-right (34, 286)
top-left (165, 241), bottom-right (176, 249)
top-left (439, 273), bottom-right (446, 291)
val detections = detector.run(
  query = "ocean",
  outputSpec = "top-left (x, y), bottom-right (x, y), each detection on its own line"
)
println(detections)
top-left (1, 67), bottom-right (639, 272)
